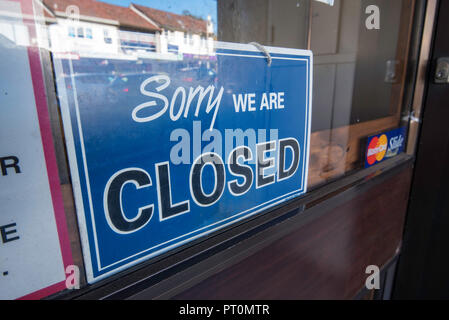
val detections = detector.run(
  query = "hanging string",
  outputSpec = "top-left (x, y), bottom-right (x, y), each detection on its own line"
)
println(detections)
top-left (249, 42), bottom-right (272, 67)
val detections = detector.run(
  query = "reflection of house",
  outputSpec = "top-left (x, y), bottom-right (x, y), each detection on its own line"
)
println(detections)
top-left (37, 0), bottom-right (159, 58)
top-left (0, 5), bottom-right (31, 47)
top-left (34, 0), bottom-right (214, 59)
top-left (130, 4), bottom-right (214, 56)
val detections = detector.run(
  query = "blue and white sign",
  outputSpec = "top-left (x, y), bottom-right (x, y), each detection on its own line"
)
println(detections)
top-left (53, 42), bottom-right (312, 282)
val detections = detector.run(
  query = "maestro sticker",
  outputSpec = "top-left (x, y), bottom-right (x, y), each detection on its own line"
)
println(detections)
top-left (365, 127), bottom-right (406, 168)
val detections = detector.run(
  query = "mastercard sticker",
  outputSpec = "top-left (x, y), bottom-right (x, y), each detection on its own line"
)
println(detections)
top-left (365, 127), bottom-right (406, 168)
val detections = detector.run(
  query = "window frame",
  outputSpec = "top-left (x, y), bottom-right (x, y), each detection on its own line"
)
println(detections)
top-left (37, 0), bottom-right (430, 300)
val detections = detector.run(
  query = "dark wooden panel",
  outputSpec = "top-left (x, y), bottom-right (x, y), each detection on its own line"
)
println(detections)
top-left (174, 167), bottom-right (412, 299)
top-left (393, 0), bottom-right (449, 299)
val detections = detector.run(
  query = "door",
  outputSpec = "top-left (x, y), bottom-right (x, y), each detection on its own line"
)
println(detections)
top-left (393, 0), bottom-right (449, 299)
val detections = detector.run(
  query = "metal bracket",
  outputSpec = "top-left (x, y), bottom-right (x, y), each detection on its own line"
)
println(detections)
top-left (385, 60), bottom-right (400, 83)
top-left (435, 57), bottom-right (449, 83)
top-left (402, 110), bottom-right (421, 124)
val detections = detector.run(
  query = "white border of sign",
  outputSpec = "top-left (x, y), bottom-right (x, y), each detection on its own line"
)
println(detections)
top-left (55, 42), bottom-right (313, 283)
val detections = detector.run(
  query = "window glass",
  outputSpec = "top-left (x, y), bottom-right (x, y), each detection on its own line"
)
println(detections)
top-left (86, 28), bottom-right (92, 39)
top-left (103, 28), bottom-right (112, 44)
top-left (77, 26), bottom-right (84, 38)
top-left (216, 0), bottom-right (414, 186)
top-left (0, 0), bottom-right (420, 295)
top-left (68, 26), bottom-right (75, 37)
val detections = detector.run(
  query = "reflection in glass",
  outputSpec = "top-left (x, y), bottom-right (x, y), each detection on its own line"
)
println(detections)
top-left (214, 0), bottom-right (415, 187)
top-left (0, 0), bottom-right (416, 190)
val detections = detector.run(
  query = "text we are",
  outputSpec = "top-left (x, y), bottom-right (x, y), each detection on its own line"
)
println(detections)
top-left (232, 92), bottom-right (285, 113)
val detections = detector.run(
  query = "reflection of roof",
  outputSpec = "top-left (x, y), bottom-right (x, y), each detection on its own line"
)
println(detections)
top-left (41, 0), bottom-right (160, 32)
top-left (43, 9), bottom-right (54, 19)
top-left (99, 2), bottom-right (160, 31)
top-left (132, 4), bottom-right (208, 35)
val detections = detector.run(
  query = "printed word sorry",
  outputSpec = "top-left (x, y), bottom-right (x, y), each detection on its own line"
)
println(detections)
top-left (132, 75), bottom-right (224, 131)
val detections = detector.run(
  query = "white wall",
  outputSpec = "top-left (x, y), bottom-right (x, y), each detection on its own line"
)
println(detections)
top-left (49, 19), bottom-right (119, 56)
top-left (48, 18), bottom-right (214, 59)
top-left (161, 29), bottom-right (214, 56)
top-left (0, 20), bottom-right (29, 46)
